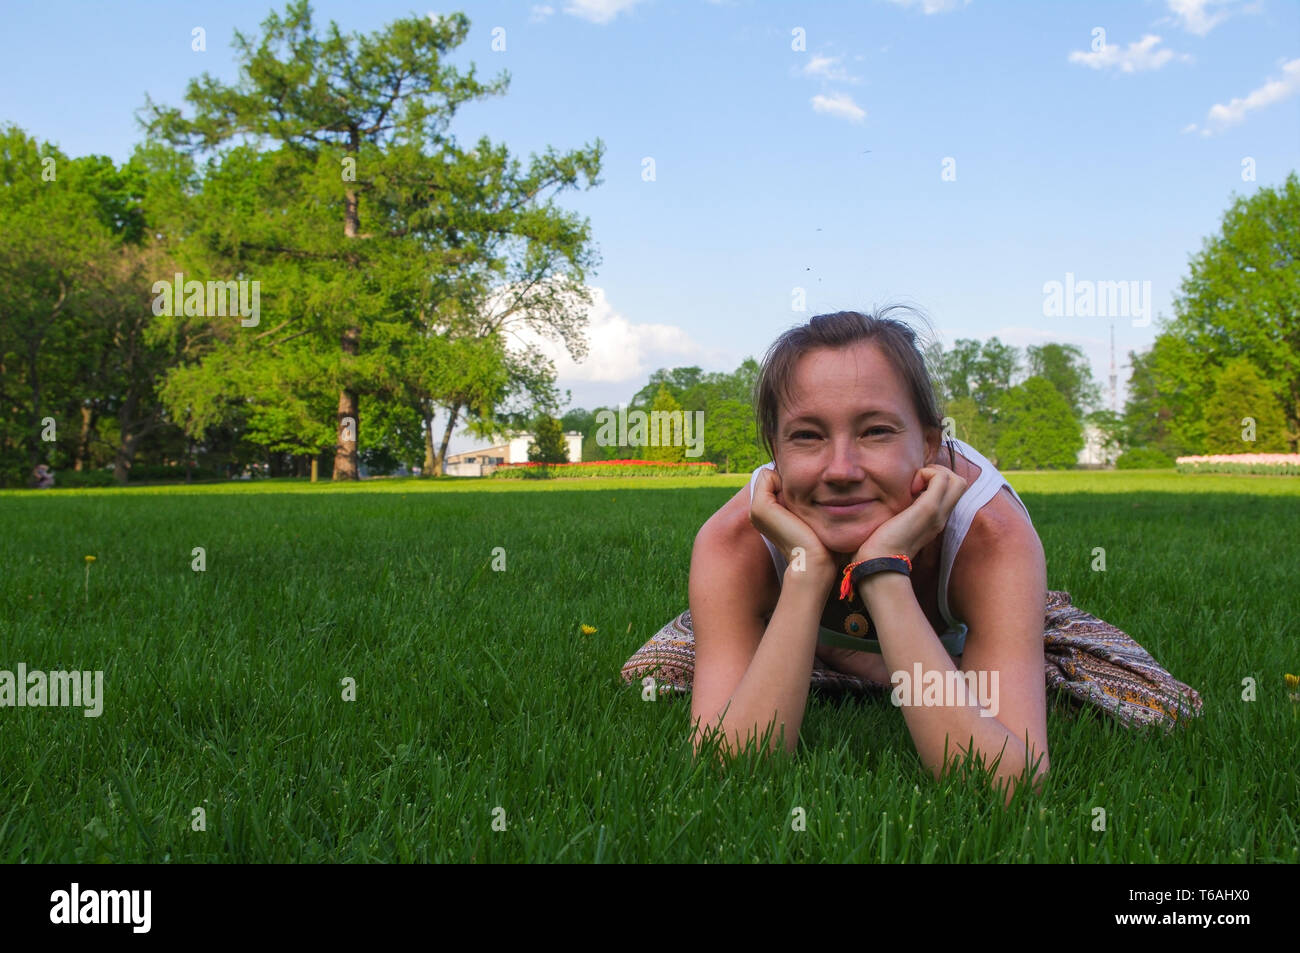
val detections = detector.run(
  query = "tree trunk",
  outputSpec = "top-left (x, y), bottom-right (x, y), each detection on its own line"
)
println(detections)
top-left (436, 404), bottom-right (460, 477)
top-left (333, 326), bottom-right (361, 481)
top-left (26, 338), bottom-right (42, 472)
top-left (422, 407), bottom-right (436, 476)
top-left (76, 405), bottom-right (95, 471)
top-left (335, 130), bottom-right (363, 481)
top-left (113, 435), bottom-right (138, 485)
top-left (311, 455), bottom-right (319, 482)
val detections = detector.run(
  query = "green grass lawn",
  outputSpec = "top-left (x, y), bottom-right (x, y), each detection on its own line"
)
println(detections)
top-left (1, 469), bottom-right (1296, 862)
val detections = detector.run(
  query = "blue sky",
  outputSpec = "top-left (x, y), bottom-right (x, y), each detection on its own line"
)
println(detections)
top-left (2, 0), bottom-right (1297, 456)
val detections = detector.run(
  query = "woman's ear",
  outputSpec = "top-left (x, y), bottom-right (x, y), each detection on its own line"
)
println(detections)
top-left (923, 426), bottom-right (942, 466)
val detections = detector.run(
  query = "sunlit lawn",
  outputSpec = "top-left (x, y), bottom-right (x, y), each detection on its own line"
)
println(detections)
top-left (1, 469), bottom-right (1296, 862)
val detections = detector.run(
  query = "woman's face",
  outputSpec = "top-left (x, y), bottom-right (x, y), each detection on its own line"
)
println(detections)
top-left (772, 341), bottom-right (941, 560)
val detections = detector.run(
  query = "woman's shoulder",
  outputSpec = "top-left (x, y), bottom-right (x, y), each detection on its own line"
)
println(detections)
top-left (693, 481), bottom-right (781, 614)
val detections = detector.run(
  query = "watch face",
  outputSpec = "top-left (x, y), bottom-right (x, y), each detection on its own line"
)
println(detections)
top-left (820, 587), bottom-right (877, 640)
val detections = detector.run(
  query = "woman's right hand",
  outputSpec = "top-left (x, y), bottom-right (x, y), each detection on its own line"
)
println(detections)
top-left (749, 466), bottom-right (836, 585)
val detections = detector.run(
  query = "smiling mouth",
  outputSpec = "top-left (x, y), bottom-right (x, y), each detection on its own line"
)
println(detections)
top-left (817, 499), bottom-right (874, 512)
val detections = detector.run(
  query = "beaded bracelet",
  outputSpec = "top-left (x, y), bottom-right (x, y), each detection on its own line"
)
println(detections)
top-left (838, 554), bottom-right (912, 601)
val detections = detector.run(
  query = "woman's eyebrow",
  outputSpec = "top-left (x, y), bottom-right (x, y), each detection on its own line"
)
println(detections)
top-left (786, 409), bottom-right (901, 425)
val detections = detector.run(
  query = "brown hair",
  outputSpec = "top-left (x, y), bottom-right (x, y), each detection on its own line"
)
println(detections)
top-left (752, 305), bottom-right (955, 468)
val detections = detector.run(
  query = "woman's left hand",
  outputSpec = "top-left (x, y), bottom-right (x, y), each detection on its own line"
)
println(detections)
top-left (851, 466), bottom-right (967, 563)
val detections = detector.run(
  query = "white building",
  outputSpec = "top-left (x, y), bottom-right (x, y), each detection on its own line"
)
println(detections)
top-left (1077, 421), bottom-right (1120, 468)
top-left (443, 431), bottom-right (583, 476)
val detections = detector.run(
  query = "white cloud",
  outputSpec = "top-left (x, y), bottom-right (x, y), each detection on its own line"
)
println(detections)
top-left (801, 54), bottom-right (861, 84)
top-left (811, 92), bottom-right (867, 122)
top-left (508, 287), bottom-right (715, 384)
top-left (1165, 0), bottom-right (1238, 36)
top-left (529, 5), bottom-right (555, 23)
top-left (1189, 57), bottom-right (1300, 135)
top-left (561, 0), bottom-right (649, 24)
top-left (1067, 34), bottom-right (1190, 73)
top-left (881, 0), bottom-right (971, 14)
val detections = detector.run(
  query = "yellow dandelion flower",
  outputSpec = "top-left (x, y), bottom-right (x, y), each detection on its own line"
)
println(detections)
top-left (580, 624), bottom-right (597, 635)
top-left (84, 555), bottom-right (96, 563)
top-left (1285, 673), bottom-right (1299, 689)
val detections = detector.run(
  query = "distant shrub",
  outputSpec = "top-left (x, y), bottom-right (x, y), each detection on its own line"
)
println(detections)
top-left (1116, 448), bottom-right (1175, 469)
top-left (491, 459), bottom-right (718, 479)
top-left (55, 469), bottom-right (117, 488)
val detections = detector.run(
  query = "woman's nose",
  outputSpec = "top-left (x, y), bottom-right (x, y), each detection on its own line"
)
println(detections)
top-left (823, 437), bottom-right (867, 482)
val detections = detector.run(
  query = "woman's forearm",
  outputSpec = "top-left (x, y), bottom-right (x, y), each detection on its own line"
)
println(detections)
top-left (857, 572), bottom-right (1035, 802)
top-left (711, 568), bottom-right (831, 757)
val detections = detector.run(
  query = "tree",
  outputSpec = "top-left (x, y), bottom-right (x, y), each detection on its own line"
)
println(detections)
top-left (630, 367), bottom-right (704, 411)
top-left (580, 405), bottom-right (620, 462)
top-left (1170, 171), bottom-right (1300, 452)
top-left (1202, 358), bottom-right (1290, 453)
top-left (1121, 329), bottom-right (1211, 458)
top-left (0, 129), bottom-right (111, 484)
top-left (1025, 342), bottom-right (1102, 420)
top-left (0, 127), bottom-right (198, 486)
top-left (643, 385), bottom-right (686, 463)
top-left (994, 377), bottom-right (1083, 469)
top-left (527, 413), bottom-right (568, 463)
top-left (704, 397), bottom-right (767, 472)
top-left (929, 337), bottom-right (1021, 417)
top-left (941, 395), bottom-right (999, 460)
top-left (143, 1), bottom-right (602, 480)
top-left (560, 407), bottom-right (594, 442)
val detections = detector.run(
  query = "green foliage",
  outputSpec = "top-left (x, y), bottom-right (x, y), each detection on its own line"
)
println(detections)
top-left (1201, 358), bottom-right (1290, 453)
top-left (1171, 171), bottom-right (1299, 452)
top-left (940, 395), bottom-right (999, 459)
top-left (580, 407), bottom-right (621, 462)
top-left (1116, 447), bottom-right (1175, 469)
top-left (643, 386), bottom-right (687, 463)
top-left (612, 359), bottom-right (762, 471)
top-left (491, 460), bottom-right (717, 478)
top-left (1025, 342), bottom-right (1101, 420)
top-left (629, 367), bottom-right (704, 411)
top-left (704, 398), bottom-right (767, 473)
top-left (527, 414), bottom-right (569, 464)
top-left (929, 337), bottom-right (1021, 417)
top-left (560, 407), bottom-right (595, 441)
top-left (994, 377), bottom-right (1083, 469)
top-left (50, 469), bottom-right (118, 488)
top-left (140, 1), bottom-right (604, 480)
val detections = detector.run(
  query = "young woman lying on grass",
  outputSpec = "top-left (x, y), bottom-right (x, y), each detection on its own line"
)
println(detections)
top-left (686, 307), bottom-right (1049, 802)
top-left (622, 306), bottom-right (1201, 804)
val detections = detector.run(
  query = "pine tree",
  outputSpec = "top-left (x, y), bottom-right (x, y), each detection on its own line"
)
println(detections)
top-left (644, 386), bottom-right (687, 463)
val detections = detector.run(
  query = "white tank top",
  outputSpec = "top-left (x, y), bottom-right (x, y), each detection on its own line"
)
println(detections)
top-left (747, 437), bottom-right (1034, 647)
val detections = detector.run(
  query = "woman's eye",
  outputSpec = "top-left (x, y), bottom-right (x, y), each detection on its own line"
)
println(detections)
top-left (790, 429), bottom-right (889, 439)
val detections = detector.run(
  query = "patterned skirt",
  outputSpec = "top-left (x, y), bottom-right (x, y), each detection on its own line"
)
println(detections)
top-left (620, 591), bottom-right (1203, 730)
